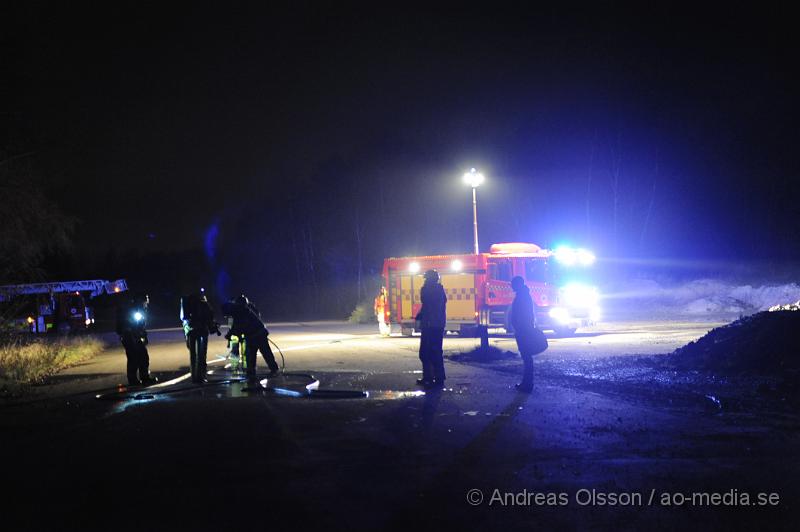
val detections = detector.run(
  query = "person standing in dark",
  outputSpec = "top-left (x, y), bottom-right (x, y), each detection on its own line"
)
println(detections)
top-left (222, 295), bottom-right (279, 383)
top-left (116, 293), bottom-right (156, 386)
top-left (180, 290), bottom-right (221, 384)
top-left (416, 269), bottom-right (448, 388)
top-left (511, 276), bottom-right (537, 392)
top-left (374, 286), bottom-right (390, 336)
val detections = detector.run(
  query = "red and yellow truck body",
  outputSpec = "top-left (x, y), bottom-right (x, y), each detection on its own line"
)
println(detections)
top-left (381, 243), bottom-right (598, 336)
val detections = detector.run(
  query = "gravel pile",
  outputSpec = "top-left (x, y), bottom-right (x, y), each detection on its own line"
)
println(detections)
top-left (669, 310), bottom-right (800, 374)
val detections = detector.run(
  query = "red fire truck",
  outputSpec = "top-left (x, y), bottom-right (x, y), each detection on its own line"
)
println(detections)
top-left (0, 279), bottom-right (128, 334)
top-left (380, 242), bottom-right (599, 337)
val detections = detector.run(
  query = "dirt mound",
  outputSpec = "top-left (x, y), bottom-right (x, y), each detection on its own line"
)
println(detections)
top-left (449, 346), bottom-right (517, 363)
top-left (669, 310), bottom-right (800, 374)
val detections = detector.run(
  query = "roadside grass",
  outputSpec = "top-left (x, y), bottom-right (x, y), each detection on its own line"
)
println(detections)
top-left (0, 337), bottom-right (104, 397)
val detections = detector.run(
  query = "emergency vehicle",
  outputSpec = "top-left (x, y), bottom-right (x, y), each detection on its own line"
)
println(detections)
top-left (0, 279), bottom-right (128, 334)
top-left (380, 243), bottom-right (599, 337)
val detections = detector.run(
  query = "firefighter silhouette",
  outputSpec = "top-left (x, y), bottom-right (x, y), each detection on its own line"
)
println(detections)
top-left (116, 293), bottom-right (156, 386)
top-left (180, 290), bottom-right (221, 383)
top-left (416, 269), bottom-right (447, 387)
top-left (510, 276), bottom-right (542, 392)
top-left (222, 295), bottom-right (279, 382)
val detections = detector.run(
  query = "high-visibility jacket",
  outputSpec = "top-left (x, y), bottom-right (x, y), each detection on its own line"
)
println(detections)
top-left (374, 294), bottom-right (385, 316)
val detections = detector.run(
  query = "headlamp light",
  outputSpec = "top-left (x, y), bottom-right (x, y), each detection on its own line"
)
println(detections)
top-left (560, 283), bottom-right (599, 308)
top-left (549, 307), bottom-right (571, 323)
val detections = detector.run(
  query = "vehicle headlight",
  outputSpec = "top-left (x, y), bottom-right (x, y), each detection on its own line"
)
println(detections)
top-left (133, 311), bottom-right (143, 322)
top-left (549, 307), bottom-right (571, 323)
top-left (576, 248), bottom-right (595, 266)
top-left (560, 283), bottom-right (599, 308)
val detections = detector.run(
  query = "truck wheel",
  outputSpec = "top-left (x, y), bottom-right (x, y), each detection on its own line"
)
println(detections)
top-left (401, 327), bottom-right (413, 337)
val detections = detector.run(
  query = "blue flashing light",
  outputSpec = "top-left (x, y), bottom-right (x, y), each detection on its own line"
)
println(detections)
top-left (554, 246), bottom-right (577, 266)
top-left (554, 246), bottom-right (595, 267)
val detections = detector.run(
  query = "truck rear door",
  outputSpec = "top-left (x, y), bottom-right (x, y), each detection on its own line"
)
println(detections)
top-left (440, 272), bottom-right (477, 323)
top-left (391, 271), bottom-right (478, 326)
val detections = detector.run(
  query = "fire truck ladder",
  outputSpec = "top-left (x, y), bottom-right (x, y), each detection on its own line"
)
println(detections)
top-left (0, 279), bottom-right (128, 302)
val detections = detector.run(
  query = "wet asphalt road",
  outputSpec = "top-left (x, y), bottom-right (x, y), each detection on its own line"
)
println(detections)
top-left (40, 319), bottom-right (726, 394)
top-left (2, 320), bottom-right (798, 531)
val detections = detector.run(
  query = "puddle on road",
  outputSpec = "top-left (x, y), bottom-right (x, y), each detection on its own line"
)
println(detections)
top-left (97, 371), bottom-right (380, 413)
top-left (367, 390), bottom-right (426, 400)
top-left (106, 393), bottom-right (175, 416)
top-left (98, 367), bottom-right (483, 416)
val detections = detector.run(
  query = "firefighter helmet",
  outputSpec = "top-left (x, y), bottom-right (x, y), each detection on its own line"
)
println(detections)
top-left (511, 276), bottom-right (526, 291)
top-left (423, 269), bottom-right (440, 282)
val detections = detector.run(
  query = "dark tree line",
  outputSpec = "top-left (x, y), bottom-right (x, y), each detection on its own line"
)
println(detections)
top-left (5, 118), bottom-right (800, 325)
top-left (0, 151), bottom-right (74, 285)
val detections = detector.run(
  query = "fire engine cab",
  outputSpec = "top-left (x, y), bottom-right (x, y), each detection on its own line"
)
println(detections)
top-left (380, 243), bottom-right (599, 337)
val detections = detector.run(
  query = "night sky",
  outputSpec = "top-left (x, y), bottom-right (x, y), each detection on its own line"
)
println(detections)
top-left (4, 4), bottom-right (798, 315)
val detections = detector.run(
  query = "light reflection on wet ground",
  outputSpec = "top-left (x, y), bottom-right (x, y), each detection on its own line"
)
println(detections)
top-left (98, 371), bottom-right (499, 424)
top-left (367, 390), bottom-right (426, 400)
top-left (100, 369), bottom-right (452, 416)
top-left (107, 392), bottom-right (175, 416)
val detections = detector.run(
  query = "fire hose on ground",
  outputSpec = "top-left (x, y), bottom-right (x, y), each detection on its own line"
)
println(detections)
top-left (95, 337), bottom-right (367, 401)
